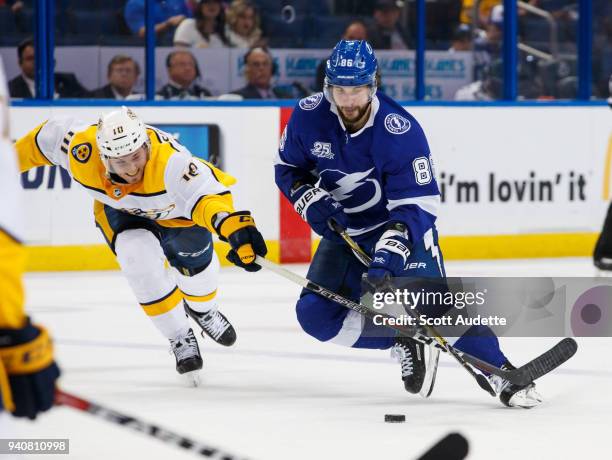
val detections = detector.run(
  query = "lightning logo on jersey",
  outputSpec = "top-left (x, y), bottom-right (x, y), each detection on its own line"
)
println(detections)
top-left (321, 168), bottom-right (382, 214)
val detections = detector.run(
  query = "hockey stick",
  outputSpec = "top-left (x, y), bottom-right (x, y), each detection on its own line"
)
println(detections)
top-left (326, 221), bottom-right (494, 395)
top-left (417, 432), bottom-right (469, 460)
top-left (255, 256), bottom-right (577, 387)
top-left (326, 223), bottom-right (579, 386)
top-left (255, 256), bottom-right (493, 395)
top-left (55, 389), bottom-right (248, 459)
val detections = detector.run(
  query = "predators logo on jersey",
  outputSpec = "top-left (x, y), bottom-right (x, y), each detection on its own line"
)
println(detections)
top-left (124, 204), bottom-right (176, 220)
top-left (71, 142), bottom-right (92, 163)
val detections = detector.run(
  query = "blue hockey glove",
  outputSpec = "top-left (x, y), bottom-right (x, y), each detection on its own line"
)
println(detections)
top-left (0, 318), bottom-right (61, 419)
top-left (367, 224), bottom-right (412, 289)
top-left (291, 184), bottom-right (348, 242)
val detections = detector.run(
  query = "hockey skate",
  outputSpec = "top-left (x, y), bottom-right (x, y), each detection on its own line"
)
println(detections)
top-left (489, 362), bottom-right (543, 408)
top-left (184, 301), bottom-right (237, 346)
top-left (169, 328), bottom-right (203, 386)
top-left (391, 335), bottom-right (439, 397)
top-left (594, 257), bottom-right (612, 277)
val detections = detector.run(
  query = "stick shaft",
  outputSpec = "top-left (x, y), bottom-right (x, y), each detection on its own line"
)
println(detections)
top-left (55, 389), bottom-right (247, 459)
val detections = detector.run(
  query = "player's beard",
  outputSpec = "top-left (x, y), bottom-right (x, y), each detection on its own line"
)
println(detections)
top-left (338, 102), bottom-right (371, 131)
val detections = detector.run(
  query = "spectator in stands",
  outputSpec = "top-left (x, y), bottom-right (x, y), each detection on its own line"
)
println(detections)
top-left (367, 0), bottom-right (412, 50)
top-left (460, 0), bottom-right (500, 27)
top-left (455, 57), bottom-right (542, 100)
top-left (174, 0), bottom-right (228, 48)
top-left (449, 24), bottom-right (472, 52)
top-left (124, 0), bottom-right (192, 40)
top-left (89, 55), bottom-right (142, 100)
top-left (157, 50), bottom-right (212, 99)
top-left (472, 4), bottom-right (503, 80)
top-left (314, 20), bottom-right (369, 92)
top-left (230, 47), bottom-right (292, 99)
top-left (5, 0), bottom-right (23, 13)
top-left (225, 0), bottom-right (263, 48)
top-left (8, 38), bottom-right (88, 98)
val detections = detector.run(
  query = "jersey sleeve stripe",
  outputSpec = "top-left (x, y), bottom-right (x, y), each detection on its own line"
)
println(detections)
top-left (189, 191), bottom-right (231, 220)
top-left (202, 161), bottom-right (220, 182)
top-left (387, 195), bottom-right (440, 216)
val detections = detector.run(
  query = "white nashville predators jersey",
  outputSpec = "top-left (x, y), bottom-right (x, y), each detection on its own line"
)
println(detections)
top-left (15, 117), bottom-right (236, 231)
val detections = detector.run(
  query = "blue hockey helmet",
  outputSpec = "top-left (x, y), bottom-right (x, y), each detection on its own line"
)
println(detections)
top-left (324, 40), bottom-right (378, 88)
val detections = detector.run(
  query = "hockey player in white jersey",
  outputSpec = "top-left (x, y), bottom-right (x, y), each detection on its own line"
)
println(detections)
top-left (0, 57), bottom-right (60, 422)
top-left (14, 106), bottom-right (267, 383)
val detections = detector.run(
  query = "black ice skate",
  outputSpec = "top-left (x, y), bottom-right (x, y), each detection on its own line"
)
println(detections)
top-left (184, 302), bottom-right (237, 346)
top-left (489, 362), bottom-right (543, 408)
top-left (169, 328), bottom-right (203, 375)
top-left (391, 336), bottom-right (426, 394)
top-left (594, 257), bottom-right (612, 272)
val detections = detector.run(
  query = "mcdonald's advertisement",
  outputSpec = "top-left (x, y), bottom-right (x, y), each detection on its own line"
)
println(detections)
top-left (418, 105), bottom-right (612, 237)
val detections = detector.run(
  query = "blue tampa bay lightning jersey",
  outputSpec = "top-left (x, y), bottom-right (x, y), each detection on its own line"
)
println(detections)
top-left (274, 91), bottom-right (440, 244)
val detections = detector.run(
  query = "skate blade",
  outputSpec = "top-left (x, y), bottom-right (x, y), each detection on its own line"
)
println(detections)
top-left (181, 370), bottom-right (201, 387)
top-left (419, 345), bottom-right (440, 398)
top-left (507, 388), bottom-right (543, 409)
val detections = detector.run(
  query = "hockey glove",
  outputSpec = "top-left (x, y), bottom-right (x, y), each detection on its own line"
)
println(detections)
top-left (215, 211), bottom-right (267, 272)
top-left (291, 184), bottom-right (348, 242)
top-left (367, 224), bottom-right (412, 290)
top-left (0, 318), bottom-right (60, 419)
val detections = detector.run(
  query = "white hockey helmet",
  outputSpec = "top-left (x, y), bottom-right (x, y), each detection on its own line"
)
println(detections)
top-left (96, 106), bottom-right (149, 164)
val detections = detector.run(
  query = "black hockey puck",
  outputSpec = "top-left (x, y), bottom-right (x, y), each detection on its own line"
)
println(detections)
top-left (384, 414), bottom-right (405, 423)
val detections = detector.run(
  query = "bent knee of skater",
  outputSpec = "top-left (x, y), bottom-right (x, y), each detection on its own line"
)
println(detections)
top-left (295, 294), bottom-right (341, 341)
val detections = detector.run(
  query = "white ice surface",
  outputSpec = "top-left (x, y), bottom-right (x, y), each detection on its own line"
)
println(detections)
top-left (10, 257), bottom-right (612, 460)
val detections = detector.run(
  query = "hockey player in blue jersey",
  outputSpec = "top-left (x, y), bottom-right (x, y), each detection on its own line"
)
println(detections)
top-left (274, 40), bottom-right (542, 408)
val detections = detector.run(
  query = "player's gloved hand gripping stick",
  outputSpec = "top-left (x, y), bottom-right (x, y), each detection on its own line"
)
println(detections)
top-left (291, 184), bottom-right (348, 243)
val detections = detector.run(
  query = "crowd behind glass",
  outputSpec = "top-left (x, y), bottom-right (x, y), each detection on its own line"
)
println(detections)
top-left (1, 0), bottom-right (610, 100)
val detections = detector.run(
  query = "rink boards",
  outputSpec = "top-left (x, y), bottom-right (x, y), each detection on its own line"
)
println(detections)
top-left (8, 104), bottom-right (610, 270)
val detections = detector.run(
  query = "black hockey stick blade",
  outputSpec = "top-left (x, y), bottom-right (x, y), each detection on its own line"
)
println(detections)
top-left (460, 338), bottom-right (578, 386)
top-left (508, 337), bottom-right (578, 385)
top-left (417, 432), bottom-right (469, 460)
